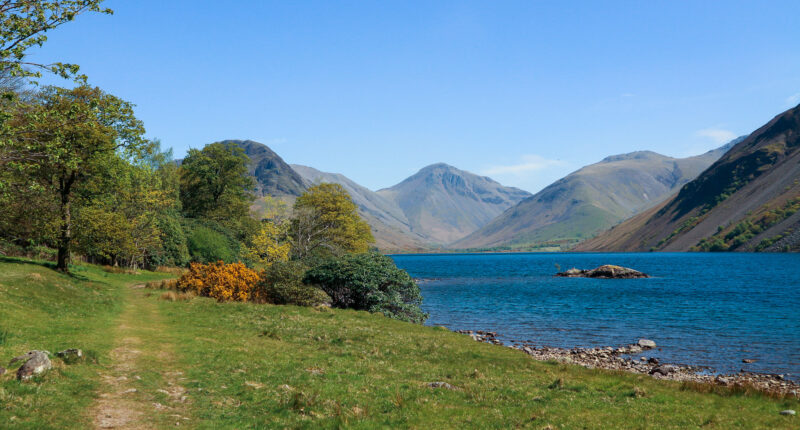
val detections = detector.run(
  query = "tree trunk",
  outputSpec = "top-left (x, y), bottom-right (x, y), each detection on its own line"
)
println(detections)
top-left (56, 172), bottom-right (76, 273)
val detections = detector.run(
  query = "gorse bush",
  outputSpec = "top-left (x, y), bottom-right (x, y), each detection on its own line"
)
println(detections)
top-left (304, 253), bottom-right (427, 324)
top-left (177, 261), bottom-right (259, 302)
top-left (253, 261), bottom-right (331, 306)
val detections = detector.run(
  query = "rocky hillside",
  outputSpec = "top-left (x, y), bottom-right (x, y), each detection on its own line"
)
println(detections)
top-left (221, 140), bottom-right (308, 197)
top-left (291, 165), bottom-right (430, 252)
top-left (452, 142), bottom-right (738, 251)
top-left (376, 163), bottom-right (531, 244)
top-left (577, 104), bottom-right (800, 252)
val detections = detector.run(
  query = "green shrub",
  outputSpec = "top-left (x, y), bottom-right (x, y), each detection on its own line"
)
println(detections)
top-left (253, 261), bottom-right (330, 306)
top-left (184, 221), bottom-right (239, 263)
top-left (303, 253), bottom-right (427, 324)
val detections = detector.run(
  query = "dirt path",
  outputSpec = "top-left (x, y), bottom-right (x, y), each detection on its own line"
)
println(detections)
top-left (90, 285), bottom-right (190, 429)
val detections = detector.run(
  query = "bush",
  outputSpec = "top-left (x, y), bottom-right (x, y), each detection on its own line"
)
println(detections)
top-left (303, 253), bottom-right (427, 323)
top-left (185, 223), bottom-right (239, 263)
top-left (252, 261), bottom-right (330, 306)
top-left (177, 261), bottom-right (259, 302)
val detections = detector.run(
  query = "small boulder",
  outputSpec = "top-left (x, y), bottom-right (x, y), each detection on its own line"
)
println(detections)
top-left (779, 410), bottom-right (795, 416)
top-left (10, 350), bottom-right (52, 381)
top-left (56, 348), bottom-right (83, 364)
top-left (742, 359), bottom-right (756, 364)
top-left (426, 381), bottom-right (458, 390)
top-left (649, 365), bottom-right (675, 376)
top-left (638, 339), bottom-right (657, 349)
top-left (555, 268), bottom-right (586, 277)
top-left (0, 366), bottom-right (6, 375)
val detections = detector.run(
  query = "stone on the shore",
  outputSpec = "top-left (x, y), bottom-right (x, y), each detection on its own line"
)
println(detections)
top-left (649, 365), bottom-right (675, 376)
top-left (638, 339), bottom-right (657, 349)
top-left (555, 265), bottom-right (649, 279)
top-left (10, 350), bottom-right (52, 381)
top-left (779, 409), bottom-right (795, 416)
top-left (56, 348), bottom-right (83, 364)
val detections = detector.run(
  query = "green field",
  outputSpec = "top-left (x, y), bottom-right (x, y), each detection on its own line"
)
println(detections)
top-left (1, 258), bottom-right (797, 429)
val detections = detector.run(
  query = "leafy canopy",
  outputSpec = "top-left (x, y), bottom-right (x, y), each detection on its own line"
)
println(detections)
top-left (0, 1), bottom-right (112, 82)
top-left (290, 183), bottom-right (374, 260)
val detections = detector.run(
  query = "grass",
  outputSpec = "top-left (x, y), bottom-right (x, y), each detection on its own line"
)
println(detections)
top-left (1, 257), bottom-right (799, 428)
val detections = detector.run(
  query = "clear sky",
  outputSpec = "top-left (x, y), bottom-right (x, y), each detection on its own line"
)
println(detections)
top-left (30, 0), bottom-right (800, 193)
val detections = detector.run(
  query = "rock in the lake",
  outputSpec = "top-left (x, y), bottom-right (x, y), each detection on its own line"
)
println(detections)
top-left (10, 350), bottom-right (52, 381)
top-left (638, 339), bottom-right (657, 349)
top-left (555, 265), bottom-right (648, 279)
top-left (742, 358), bottom-right (756, 364)
top-left (779, 409), bottom-right (795, 416)
top-left (56, 348), bottom-right (83, 364)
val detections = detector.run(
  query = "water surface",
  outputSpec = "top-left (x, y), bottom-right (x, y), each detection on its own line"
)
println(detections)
top-left (390, 252), bottom-right (800, 378)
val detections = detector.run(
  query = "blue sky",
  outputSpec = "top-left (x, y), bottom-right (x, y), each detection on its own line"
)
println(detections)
top-left (30, 0), bottom-right (800, 193)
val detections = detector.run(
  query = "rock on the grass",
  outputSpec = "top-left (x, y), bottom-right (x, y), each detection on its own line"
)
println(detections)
top-left (0, 366), bottom-right (6, 375)
top-left (427, 381), bottom-right (458, 390)
top-left (637, 339), bottom-right (657, 349)
top-left (780, 409), bottom-right (796, 416)
top-left (10, 350), bottom-right (52, 381)
top-left (56, 348), bottom-right (83, 363)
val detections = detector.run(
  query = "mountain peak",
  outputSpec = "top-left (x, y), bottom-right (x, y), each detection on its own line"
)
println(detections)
top-left (600, 151), bottom-right (665, 163)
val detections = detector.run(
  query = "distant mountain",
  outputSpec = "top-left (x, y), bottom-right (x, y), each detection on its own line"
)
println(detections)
top-left (452, 141), bottom-right (740, 250)
top-left (291, 165), bottom-right (429, 252)
top-left (577, 104), bottom-right (800, 252)
top-left (220, 140), bottom-right (308, 197)
top-left (376, 163), bottom-right (531, 244)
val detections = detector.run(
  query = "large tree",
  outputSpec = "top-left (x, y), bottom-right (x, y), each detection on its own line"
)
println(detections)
top-left (8, 85), bottom-right (149, 271)
top-left (289, 183), bottom-right (374, 260)
top-left (179, 142), bottom-right (255, 228)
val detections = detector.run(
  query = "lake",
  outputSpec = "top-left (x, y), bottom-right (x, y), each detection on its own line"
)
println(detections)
top-left (390, 252), bottom-right (800, 378)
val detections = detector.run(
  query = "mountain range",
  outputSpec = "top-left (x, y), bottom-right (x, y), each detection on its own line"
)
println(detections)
top-left (576, 104), bottom-right (800, 252)
top-left (452, 141), bottom-right (740, 251)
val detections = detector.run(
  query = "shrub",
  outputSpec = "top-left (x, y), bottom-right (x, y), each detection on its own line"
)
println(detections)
top-left (303, 253), bottom-right (427, 324)
top-left (252, 261), bottom-right (331, 306)
top-left (177, 261), bottom-right (259, 302)
top-left (184, 220), bottom-right (240, 263)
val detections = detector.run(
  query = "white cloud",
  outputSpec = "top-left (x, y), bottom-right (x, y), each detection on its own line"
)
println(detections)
top-left (787, 93), bottom-right (800, 107)
top-left (481, 154), bottom-right (566, 176)
top-left (694, 128), bottom-right (736, 145)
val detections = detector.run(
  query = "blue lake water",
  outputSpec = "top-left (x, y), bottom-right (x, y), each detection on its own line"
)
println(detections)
top-left (390, 253), bottom-right (800, 378)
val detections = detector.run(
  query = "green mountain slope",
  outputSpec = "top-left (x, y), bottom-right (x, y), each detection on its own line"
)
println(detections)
top-left (577, 104), bottom-right (800, 252)
top-left (376, 163), bottom-right (532, 244)
top-left (452, 143), bottom-right (738, 250)
top-left (291, 164), bottom-right (430, 251)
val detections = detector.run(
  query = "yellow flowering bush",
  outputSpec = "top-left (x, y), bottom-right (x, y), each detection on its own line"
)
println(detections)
top-left (176, 261), bottom-right (260, 302)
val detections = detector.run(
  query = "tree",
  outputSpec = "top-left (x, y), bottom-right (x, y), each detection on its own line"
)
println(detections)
top-left (303, 253), bottom-right (426, 323)
top-left (179, 142), bottom-right (254, 224)
top-left (289, 183), bottom-right (374, 260)
top-left (242, 219), bottom-right (290, 267)
top-left (7, 85), bottom-right (149, 271)
top-left (0, 1), bottom-right (112, 82)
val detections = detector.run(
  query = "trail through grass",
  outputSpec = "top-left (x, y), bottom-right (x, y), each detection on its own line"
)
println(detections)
top-left (1, 258), bottom-right (798, 429)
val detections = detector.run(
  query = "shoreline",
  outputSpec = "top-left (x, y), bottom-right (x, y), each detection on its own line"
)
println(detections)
top-left (456, 329), bottom-right (799, 398)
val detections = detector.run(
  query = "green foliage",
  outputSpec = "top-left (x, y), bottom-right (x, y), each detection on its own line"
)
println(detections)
top-left (0, 1), bottom-right (112, 82)
top-left (179, 142), bottom-right (254, 223)
top-left (184, 220), bottom-right (240, 264)
top-left (253, 261), bottom-right (331, 306)
top-left (290, 183), bottom-right (374, 260)
top-left (152, 213), bottom-right (190, 267)
top-left (304, 252), bottom-right (426, 324)
top-left (693, 197), bottom-right (800, 252)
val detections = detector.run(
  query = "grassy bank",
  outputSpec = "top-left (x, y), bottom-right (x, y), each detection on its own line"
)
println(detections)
top-left (0, 258), bottom-right (798, 428)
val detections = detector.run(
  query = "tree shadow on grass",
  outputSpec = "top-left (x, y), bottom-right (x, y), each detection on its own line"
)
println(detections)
top-left (0, 256), bottom-right (90, 281)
